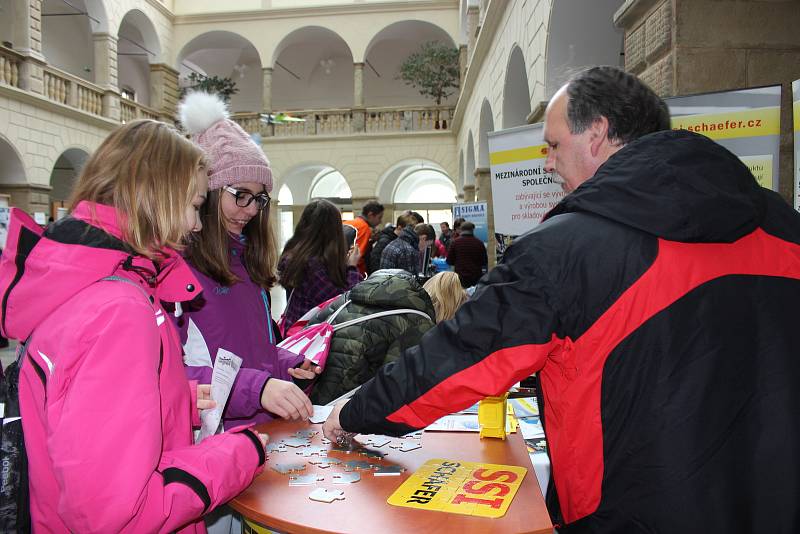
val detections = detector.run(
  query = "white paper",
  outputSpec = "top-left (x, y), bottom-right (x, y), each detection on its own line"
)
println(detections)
top-left (518, 416), bottom-right (545, 439)
top-left (309, 405), bottom-right (334, 424)
top-left (197, 348), bottom-right (242, 442)
top-left (425, 414), bottom-right (481, 432)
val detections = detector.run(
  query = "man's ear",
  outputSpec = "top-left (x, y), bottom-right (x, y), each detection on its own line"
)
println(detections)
top-left (589, 116), bottom-right (610, 157)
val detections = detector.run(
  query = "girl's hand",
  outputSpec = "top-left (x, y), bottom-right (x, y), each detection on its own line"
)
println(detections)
top-left (197, 384), bottom-right (217, 411)
top-left (288, 359), bottom-right (322, 380)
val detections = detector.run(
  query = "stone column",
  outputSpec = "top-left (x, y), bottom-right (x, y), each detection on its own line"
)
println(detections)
top-left (353, 62), bottom-right (364, 108)
top-left (466, 6), bottom-right (480, 61)
top-left (16, 0), bottom-right (46, 94)
top-left (92, 33), bottom-right (120, 121)
top-left (475, 167), bottom-right (496, 268)
top-left (291, 205), bottom-right (305, 225)
top-left (262, 67), bottom-right (273, 112)
top-left (462, 184), bottom-right (476, 203)
top-left (0, 183), bottom-right (52, 214)
top-left (149, 63), bottom-right (180, 123)
top-left (458, 44), bottom-right (468, 87)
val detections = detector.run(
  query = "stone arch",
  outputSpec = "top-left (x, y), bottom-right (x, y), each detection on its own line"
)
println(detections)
top-left (545, 0), bottom-right (624, 98)
top-left (278, 183), bottom-right (294, 206)
top-left (49, 148), bottom-right (89, 204)
top-left (309, 167), bottom-right (352, 203)
top-left (271, 26), bottom-right (354, 111)
top-left (478, 99), bottom-right (494, 168)
top-left (502, 45), bottom-right (531, 128)
top-left (117, 9), bottom-right (162, 107)
top-left (41, 0), bottom-right (107, 82)
top-left (392, 167), bottom-right (456, 204)
top-left (375, 158), bottom-right (453, 202)
top-left (363, 20), bottom-right (457, 107)
top-left (177, 31), bottom-right (263, 113)
top-left (0, 136), bottom-right (27, 185)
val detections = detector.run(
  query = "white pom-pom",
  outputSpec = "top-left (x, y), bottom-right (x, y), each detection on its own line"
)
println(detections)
top-left (178, 91), bottom-right (229, 135)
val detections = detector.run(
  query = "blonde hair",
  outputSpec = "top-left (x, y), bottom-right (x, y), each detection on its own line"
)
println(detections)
top-left (423, 271), bottom-right (468, 323)
top-left (69, 120), bottom-right (205, 258)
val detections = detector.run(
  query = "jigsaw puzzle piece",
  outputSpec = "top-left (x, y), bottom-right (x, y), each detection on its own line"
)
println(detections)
top-left (332, 472), bottom-right (361, 484)
top-left (308, 488), bottom-right (345, 503)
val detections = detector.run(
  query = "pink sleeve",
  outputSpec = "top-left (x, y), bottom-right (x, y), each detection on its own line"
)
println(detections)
top-left (49, 296), bottom-right (264, 533)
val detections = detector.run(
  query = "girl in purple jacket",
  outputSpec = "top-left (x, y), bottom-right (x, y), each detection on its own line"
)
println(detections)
top-left (0, 120), bottom-right (266, 533)
top-left (174, 92), bottom-right (317, 431)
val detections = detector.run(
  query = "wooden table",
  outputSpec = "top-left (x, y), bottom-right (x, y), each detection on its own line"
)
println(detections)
top-left (230, 420), bottom-right (553, 534)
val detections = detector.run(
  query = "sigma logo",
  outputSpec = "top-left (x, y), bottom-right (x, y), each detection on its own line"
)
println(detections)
top-left (155, 309), bottom-right (165, 326)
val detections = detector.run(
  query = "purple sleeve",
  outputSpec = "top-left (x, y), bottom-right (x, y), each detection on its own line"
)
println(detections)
top-left (224, 367), bottom-right (272, 419)
top-left (345, 266), bottom-right (362, 289)
top-left (184, 364), bottom-right (213, 384)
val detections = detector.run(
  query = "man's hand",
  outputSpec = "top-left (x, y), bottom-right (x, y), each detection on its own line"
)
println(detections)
top-left (261, 378), bottom-right (314, 420)
top-left (322, 399), bottom-right (351, 442)
top-left (287, 359), bottom-right (322, 381)
top-left (197, 384), bottom-right (217, 411)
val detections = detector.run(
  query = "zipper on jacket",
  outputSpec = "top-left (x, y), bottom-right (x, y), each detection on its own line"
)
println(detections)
top-left (260, 289), bottom-right (274, 345)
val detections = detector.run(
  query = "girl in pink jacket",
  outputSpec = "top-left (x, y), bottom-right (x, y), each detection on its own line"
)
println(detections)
top-left (0, 120), bottom-right (266, 533)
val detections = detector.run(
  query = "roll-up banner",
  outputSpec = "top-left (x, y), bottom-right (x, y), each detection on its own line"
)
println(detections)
top-left (793, 79), bottom-right (800, 212)
top-left (667, 85), bottom-right (781, 191)
top-left (487, 123), bottom-right (564, 261)
top-left (452, 201), bottom-right (489, 247)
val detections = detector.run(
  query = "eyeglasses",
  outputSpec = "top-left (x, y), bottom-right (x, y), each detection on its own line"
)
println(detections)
top-left (224, 186), bottom-right (271, 211)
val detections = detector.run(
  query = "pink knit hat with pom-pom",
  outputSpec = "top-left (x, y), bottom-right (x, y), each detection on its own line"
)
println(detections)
top-left (178, 92), bottom-right (273, 192)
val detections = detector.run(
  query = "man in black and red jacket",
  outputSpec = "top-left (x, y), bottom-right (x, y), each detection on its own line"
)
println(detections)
top-left (324, 66), bottom-right (800, 533)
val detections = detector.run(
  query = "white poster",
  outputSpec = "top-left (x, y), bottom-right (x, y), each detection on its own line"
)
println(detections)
top-left (793, 79), bottom-right (799, 212)
top-left (668, 85), bottom-right (781, 191)
top-left (487, 123), bottom-right (565, 236)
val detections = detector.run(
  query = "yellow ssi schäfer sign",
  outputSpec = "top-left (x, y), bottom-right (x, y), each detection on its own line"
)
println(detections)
top-left (387, 458), bottom-right (527, 518)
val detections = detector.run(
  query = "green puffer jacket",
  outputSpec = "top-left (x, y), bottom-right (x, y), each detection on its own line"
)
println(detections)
top-left (308, 270), bottom-right (436, 405)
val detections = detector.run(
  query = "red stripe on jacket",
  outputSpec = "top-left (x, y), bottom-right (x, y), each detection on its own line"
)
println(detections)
top-left (386, 334), bottom-right (563, 428)
top-left (542, 228), bottom-right (800, 523)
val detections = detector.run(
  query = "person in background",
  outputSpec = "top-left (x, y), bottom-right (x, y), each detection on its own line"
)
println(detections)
top-left (279, 199), bottom-right (362, 333)
top-left (415, 223), bottom-right (437, 273)
top-left (368, 214), bottom-right (415, 275)
top-left (0, 119), bottom-right (266, 533)
top-left (438, 221), bottom-right (453, 252)
top-left (323, 66), bottom-right (800, 532)
top-left (446, 221), bottom-right (487, 287)
top-left (422, 271), bottom-right (467, 323)
top-left (344, 200), bottom-right (384, 276)
top-left (175, 92), bottom-right (315, 428)
top-left (380, 220), bottom-right (422, 274)
top-left (451, 217), bottom-right (466, 242)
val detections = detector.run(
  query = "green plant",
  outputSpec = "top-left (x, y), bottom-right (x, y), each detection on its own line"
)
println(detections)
top-left (181, 72), bottom-right (239, 103)
top-left (398, 41), bottom-right (460, 106)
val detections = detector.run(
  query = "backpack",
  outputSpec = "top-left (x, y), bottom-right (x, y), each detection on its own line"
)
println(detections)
top-left (0, 338), bottom-right (31, 533)
top-left (0, 276), bottom-right (152, 533)
top-left (277, 298), bottom-right (432, 371)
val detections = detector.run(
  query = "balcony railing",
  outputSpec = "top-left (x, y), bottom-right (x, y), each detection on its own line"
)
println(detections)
top-left (230, 106), bottom-right (454, 138)
top-left (120, 99), bottom-right (160, 123)
top-left (0, 46), bottom-right (22, 88)
top-left (42, 65), bottom-right (104, 115)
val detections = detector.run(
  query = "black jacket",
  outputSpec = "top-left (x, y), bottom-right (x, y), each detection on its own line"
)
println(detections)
top-left (340, 130), bottom-right (800, 532)
top-left (367, 225), bottom-right (397, 275)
